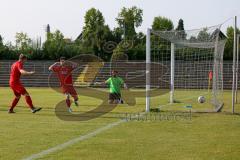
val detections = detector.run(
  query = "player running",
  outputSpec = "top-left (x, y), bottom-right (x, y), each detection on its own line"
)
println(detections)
top-left (105, 70), bottom-right (128, 104)
top-left (8, 54), bottom-right (42, 113)
top-left (49, 57), bottom-right (79, 112)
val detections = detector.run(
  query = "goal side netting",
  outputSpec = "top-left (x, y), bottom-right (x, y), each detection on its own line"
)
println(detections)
top-left (146, 25), bottom-right (226, 112)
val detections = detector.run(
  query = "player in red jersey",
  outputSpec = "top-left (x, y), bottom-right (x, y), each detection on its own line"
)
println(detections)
top-left (8, 54), bottom-right (42, 113)
top-left (49, 57), bottom-right (79, 112)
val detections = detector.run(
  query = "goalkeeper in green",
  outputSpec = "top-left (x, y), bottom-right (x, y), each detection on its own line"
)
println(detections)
top-left (105, 70), bottom-right (128, 104)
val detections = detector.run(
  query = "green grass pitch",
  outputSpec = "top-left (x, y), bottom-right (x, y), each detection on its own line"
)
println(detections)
top-left (0, 87), bottom-right (240, 160)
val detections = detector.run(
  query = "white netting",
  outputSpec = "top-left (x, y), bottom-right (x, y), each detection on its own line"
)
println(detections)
top-left (149, 25), bottom-right (226, 112)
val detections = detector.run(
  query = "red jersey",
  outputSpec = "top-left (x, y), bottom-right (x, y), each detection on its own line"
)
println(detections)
top-left (9, 61), bottom-right (23, 85)
top-left (52, 65), bottom-right (74, 86)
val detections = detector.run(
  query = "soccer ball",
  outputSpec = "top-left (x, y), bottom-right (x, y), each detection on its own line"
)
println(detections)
top-left (198, 96), bottom-right (206, 103)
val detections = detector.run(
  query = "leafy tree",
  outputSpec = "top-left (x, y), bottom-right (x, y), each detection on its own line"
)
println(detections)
top-left (111, 46), bottom-right (127, 61)
top-left (111, 47), bottom-right (126, 61)
top-left (197, 28), bottom-right (210, 41)
top-left (116, 6), bottom-right (143, 39)
top-left (0, 35), bottom-right (3, 46)
top-left (112, 27), bottom-right (123, 44)
top-left (63, 43), bottom-right (82, 58)
top-left (82, 8), bottom-right (112, 58)
top-left (176, 19), bottom-right (185, 31)
top-left (0, 38), bottom-right (19, 60)
top-left (175, 19), bottom-right (187, 39)
top-left (15, 32), bottom-right (32, 51)
top-left (0, 35), bottom-right (6, 58)
top-left (0, 35), bottom-right (4, 54)
top-left (224, 26), bottom-right (240, 60)
top-left (189, 36), bottom-right (197, 42)
top-left (152, 16), bottom-right (174, 31)
top-left (43, 30), bottom-right (66, 59)
top-left (127, 32), bottom-right (146, 60)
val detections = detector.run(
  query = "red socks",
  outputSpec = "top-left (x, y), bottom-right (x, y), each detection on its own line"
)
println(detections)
top-left (25, 96), bottom-right (34, 109)
top-left (9, 97), bottom-right (20, 111)
top-left (9, 95), bottom-right (34, 110)
top-left (66, 99), bottom-right (71, 108)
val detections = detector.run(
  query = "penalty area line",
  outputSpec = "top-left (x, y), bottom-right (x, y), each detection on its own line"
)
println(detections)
top-left (22, 119), bottom-right (126, 160)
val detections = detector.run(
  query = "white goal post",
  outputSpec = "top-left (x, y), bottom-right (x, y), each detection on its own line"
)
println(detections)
top-left (235, 34), bottom-right (240, 104)
top-left (232, 16), bottom-right (238, 114)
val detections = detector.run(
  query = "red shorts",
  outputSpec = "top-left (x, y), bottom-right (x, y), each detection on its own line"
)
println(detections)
top-left (10, 83), bottom-right (27, 96)
top-left (61, 85), bottom-right (77, 97)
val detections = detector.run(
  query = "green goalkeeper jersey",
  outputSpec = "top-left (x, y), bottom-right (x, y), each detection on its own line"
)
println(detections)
top-left (105, 76), bottom-right (124, 94)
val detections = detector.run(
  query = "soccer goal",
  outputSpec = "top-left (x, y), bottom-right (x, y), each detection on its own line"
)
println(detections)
top-left (146, 25), bottom-right (226, 112)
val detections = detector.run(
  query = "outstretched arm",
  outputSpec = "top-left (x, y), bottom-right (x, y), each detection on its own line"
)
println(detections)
top-left (93, 78), bottom-right (110, 86)
top-left (20, 69), bottom-right (34, 75)
top-left (49, 62), bottom-right (60, 71)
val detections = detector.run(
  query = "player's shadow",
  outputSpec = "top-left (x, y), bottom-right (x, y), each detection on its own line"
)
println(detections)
top-left (55, 87), bottom-right (118, 121)
top-left (55, 87), bottom-right (169, 121)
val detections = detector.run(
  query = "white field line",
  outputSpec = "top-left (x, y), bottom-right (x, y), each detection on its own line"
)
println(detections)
top-left (22, 119), bottom-right (126, 160)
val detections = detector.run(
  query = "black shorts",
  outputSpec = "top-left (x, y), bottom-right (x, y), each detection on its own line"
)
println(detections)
top-left (109, 93), bottom-right (121, 100)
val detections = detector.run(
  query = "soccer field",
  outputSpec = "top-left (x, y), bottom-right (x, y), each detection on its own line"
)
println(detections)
top-left (0, 87), bottom-right (240, 160)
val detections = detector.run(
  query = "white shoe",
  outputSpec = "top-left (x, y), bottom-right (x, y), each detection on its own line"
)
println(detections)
top-left (68, 108), bottom-right (72, 113)
top-left (31, 107), bottom-right (42, 113)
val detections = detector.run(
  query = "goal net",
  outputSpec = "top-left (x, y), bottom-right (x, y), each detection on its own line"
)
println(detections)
top-left (146, 25), bottom-right (226, 112)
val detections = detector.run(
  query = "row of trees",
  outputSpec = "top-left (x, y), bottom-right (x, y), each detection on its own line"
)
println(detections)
top-left (0, 6), bottom-right (238, 61)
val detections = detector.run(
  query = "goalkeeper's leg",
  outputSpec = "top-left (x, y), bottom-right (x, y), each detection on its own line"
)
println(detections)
top-left (108, 93), bottom-right (114, 104)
